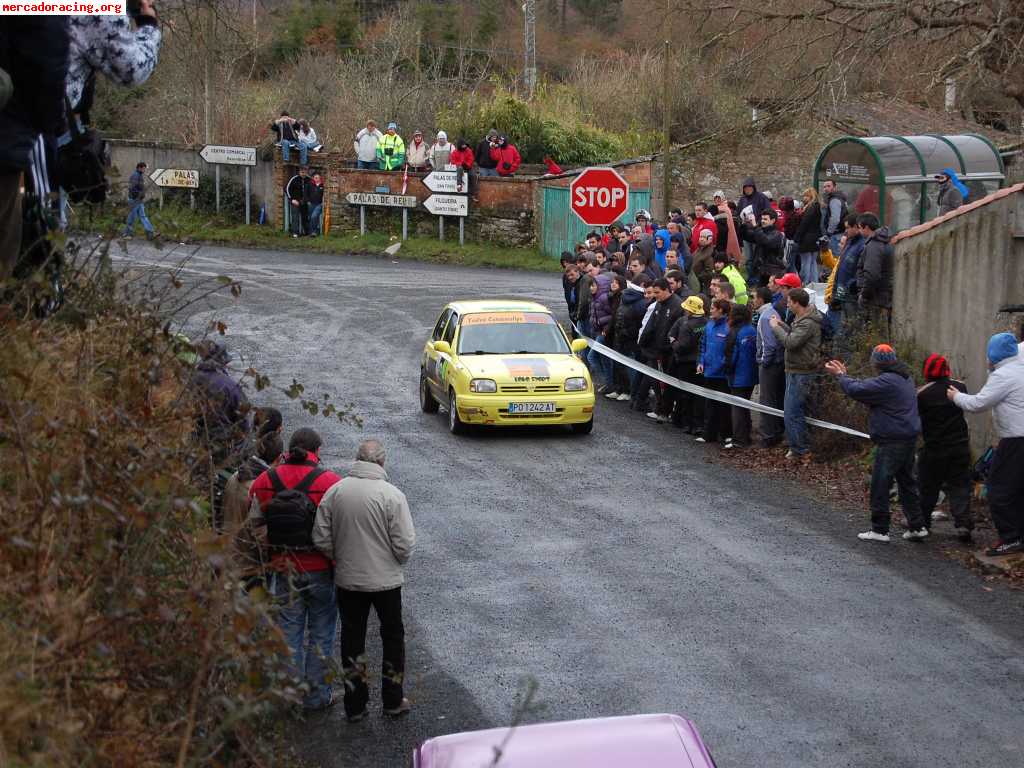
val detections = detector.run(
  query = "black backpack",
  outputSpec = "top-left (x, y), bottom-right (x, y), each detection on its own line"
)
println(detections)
top-left (264, 466), bottom-right (326, 551)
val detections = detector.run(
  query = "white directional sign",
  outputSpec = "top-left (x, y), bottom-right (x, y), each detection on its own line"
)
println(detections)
top-left (149, 168), bottom-right (199, 189)
top-left (346, 192), bottom-right (418, 208)
top-left (200, 145), bottom-right (257, 166)
top-left (423, 170), bottom-right (461, 194)
top-left (424, 194), bottom-right (468, 217)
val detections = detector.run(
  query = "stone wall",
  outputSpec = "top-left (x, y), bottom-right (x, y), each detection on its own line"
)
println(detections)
top-left (107, 139), bottom-right (276, 221)
top-left (272, 151), bottom-right (536, 246)
top-left (892, 184), bottom-right (1024, 454)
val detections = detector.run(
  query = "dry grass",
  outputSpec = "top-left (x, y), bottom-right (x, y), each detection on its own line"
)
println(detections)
top-left (0, 242), bottom-right (298, 766)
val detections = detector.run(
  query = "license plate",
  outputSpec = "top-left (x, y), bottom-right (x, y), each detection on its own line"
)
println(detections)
top-left (508, 402), bottom-right (556, 414)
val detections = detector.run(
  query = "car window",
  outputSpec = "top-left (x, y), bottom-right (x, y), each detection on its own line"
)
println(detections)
top-left (442, 312), bottom-right (459, 345)
top-left (456, 312), bottom-right (570, 354)
top-left (431, 309), bottom-right (452, 341)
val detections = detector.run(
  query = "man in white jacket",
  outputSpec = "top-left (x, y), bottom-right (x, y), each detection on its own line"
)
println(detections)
top-left (313, 439), bottom-right (415, 721)
top-left (353, 120), bottom-right (383, 170)
top-left (948, 332), bottom-right (1024, 556)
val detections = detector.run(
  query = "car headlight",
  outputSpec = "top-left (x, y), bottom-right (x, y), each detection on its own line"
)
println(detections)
top-left (469, 379), bottom-right (497, 393)
top-left (564, 377), bottom-right (588, 392)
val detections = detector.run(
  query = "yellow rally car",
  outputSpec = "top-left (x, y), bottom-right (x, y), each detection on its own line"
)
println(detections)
top-left (419, 300), bottom-right (595, 435)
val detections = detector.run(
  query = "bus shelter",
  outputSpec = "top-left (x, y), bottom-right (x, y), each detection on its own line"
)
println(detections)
top-left (813, 134), bottom-right (1004, 231)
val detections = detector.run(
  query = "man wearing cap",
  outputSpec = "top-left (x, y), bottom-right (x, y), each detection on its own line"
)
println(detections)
top-left (947, 332), bottom-right (1024, 556)
top-left (917, 354), bottom-right (973, 542)
top-left (353, 119), bottom-right (383, 170)
top-left (376, 122), bottom-right (405, 171)
top-left (475, 129), bottom-right (501, 177)
top-left (406, 129), bottom-right (428, 171)
top-left (825, 345), bottom-right (929, 543)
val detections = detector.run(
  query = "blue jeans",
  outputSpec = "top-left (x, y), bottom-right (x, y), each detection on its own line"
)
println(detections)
top-left (784, 372), bottom-right (813, 455)
top-left (124, 201), bottom-right (153, 235)
top-left (478, 167), bottom-right (498, 177)
top-left (309, 204), bottom-right (323, 236)
top-left (828, 233), bottom-right (842, 258)
top-left (798, 251), bottom-right (819, 286)
top-left (588, 334), bottom-right (614, 386)
top-left (356, 159), bottom-right (376, 170)
top-left (270, 568), bottom-right (337, 709)
top-left (281, 140), bottom-right (306, 165)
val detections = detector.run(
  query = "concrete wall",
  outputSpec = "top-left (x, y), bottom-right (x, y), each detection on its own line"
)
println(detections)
top-left (892, 184), bottom-right (1024, 452)
top-left (107, 140), bottom-right (277, 222)
top-left (272, 150), bottom-right (538, 246)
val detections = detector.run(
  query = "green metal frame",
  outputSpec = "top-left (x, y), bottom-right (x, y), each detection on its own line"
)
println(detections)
top-left (966, 133), bottom-right (1007, 180)
top-left (927, 134), bottom-right (967, 174)
top-left (813, 137), bottom-right (890, 226)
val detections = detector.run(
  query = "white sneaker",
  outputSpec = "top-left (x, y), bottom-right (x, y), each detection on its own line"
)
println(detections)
top-left (723, 438), bottom-right (734, 449)
top-left (858, 531), bottom-right (891, 543)
top-left (902, 528), bottom-right (929, 541)
top-left (646, 412), bottom-right (666, 423)
top-left (605, 391), bottom-right (620, 399)
top-left (785, 449), bottom-right (795, 459)
top-left (931, 510), bottom-right (948, 521)
top-left (695, 436), bottom-right (706, 443)
top-left (616, 393), bottom-right (630, 401)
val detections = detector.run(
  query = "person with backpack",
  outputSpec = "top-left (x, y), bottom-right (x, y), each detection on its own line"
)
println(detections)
top-left (313, 439), bottom-right (415, 722)
top-left (122, 161), bottom-right (154, 239)
top-left (248, 428), bottom-right (342, 711)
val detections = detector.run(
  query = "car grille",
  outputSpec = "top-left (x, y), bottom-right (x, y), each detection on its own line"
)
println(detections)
top-left (498, 408), bottom-right (565, 419)
top-left (499, 384), bottom-right (562, 393)
top-left (534, 385), bottom-right (560, 392)
top-left (500, 385), bottom-right (529, 393)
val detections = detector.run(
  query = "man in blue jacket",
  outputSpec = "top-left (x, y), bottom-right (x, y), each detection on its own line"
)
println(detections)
top-left (825, 344), bottom-right (929, 543)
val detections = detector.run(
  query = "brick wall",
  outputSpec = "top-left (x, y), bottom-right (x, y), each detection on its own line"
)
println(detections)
top-left (273, 151), bottom-right (536, 246)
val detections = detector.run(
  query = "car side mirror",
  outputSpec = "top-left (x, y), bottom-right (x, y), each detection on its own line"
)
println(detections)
top-left (432, 340), bottom-right (452, 355)
top-left (570, 338), bottom-right (589, 354)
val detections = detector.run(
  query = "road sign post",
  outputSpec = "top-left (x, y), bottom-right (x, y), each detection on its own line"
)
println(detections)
top-left (244, 166), bottom-right (251, 225)
top-left (200, 145), bottom-right (256, 224)
top-left (569, 167), bottom-right (630, 227)
top-left (214, 164), bottom-right (220, 214)
top-left (150, 168), bottom-right (199, 189)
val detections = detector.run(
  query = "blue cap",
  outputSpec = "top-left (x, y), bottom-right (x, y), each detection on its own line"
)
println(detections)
top-left (987, 332), bottom-right (1019, 365)
top-left (387, 121), bottom-right (397, 130)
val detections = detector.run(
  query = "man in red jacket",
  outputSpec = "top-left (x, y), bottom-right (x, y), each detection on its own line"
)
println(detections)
top-left (490, 135), bottom-right (521, 176)
top-left (248, 427), bottom-right (342, 710)
top-left (689, 201), bottom-right (718, 252)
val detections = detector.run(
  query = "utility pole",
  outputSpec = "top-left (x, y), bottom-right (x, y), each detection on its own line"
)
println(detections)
top-left (524, 0), bottom-right (537, 98)
top-left (203, 3), bottom-right (214, 144)
top-left (662, 38), bottom-right (671, 222)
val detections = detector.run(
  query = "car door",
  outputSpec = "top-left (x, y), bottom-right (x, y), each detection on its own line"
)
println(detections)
top-left (424, 308), bottom-right (452, 390)
top-left (430, 311), bottom-right (459, 398)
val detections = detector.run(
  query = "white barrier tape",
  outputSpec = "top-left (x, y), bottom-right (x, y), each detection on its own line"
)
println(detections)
top-left (576, 326), bottom-right (870, 439)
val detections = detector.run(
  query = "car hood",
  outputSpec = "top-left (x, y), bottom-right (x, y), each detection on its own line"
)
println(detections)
top-left (456, 353), bottom-right (588, 382)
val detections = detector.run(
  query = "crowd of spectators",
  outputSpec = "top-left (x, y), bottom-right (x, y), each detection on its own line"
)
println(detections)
top-left (562, 183), bottom-right (1024, 557)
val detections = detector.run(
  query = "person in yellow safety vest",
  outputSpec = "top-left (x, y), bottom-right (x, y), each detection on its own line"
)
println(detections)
top-left (376, 122), bottom-right (406, 171)
top-left (712, 253), bottom-right (748, 305)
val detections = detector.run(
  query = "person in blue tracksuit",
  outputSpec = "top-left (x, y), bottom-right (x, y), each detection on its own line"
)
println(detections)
top-left (697, 297), bottom-right (732, 444)
top-left (726, 303), bottom-right (758, 447)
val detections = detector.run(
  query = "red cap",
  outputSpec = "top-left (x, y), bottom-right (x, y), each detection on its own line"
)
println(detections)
top-left (776, 273), bottom-right (802, 288)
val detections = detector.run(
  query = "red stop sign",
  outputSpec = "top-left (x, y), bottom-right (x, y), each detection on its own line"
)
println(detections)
top-left (570, 167), bottom-right (630, 227)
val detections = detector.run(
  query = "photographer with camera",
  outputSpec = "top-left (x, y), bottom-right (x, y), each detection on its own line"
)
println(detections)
top-left (376, 122), bottom-right (406, 171)
top-left (489, 135), bottom-right (521, 178)
top-left (60, 1), bottom-right (161, 222)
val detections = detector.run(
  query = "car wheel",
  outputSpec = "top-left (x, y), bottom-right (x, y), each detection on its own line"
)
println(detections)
top-left (420, 371), bottom-right (439, 413)
top-left (448, 390), bottom-right (466, 435)
top-left (570, 418), bottom-right (594, 435)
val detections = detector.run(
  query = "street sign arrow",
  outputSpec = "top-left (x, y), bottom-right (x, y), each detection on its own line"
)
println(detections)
top-left (423, 170), bottom-right (462, 194)
top-left (345, 192), bottom-right (418, 208)
top-left (149, 168), bottom-right (200, 189)
top-left (200, 145), bottom-right (257, 166)
top-left (424, 194), bottom-right (468, 217)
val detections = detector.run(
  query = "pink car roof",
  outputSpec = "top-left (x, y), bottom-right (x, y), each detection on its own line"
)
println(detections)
top-left (413, 713), bottom-right (715, 768)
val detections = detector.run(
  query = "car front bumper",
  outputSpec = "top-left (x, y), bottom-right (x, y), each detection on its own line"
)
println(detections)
top-left (455, 392), bottom-right (595, 425)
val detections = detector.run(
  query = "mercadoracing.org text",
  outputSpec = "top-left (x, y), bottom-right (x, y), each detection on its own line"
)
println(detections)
top-left (2, 1), bottom-right (125, 13)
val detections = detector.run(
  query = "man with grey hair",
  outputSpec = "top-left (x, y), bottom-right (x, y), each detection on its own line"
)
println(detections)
top-left (313, 439), bottom-right (415, 722)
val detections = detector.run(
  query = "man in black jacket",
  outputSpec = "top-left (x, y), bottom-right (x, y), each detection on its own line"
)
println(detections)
top-left (638, 278), bottom-right (684, 420)
top-left (285, 166), bottom-right (314, 237)
top-left (741, 208), bottom-right (785, 288)
top-left (666, 295), bottom-right (707, 431)
top-left (308, 172), bottom-right (326, 236)
top-left (0, 17), bottom-right (69, 278)
top-left (917, 354), bottom-right (973, 541)
top-left (855, 212), bottom-right (894, 337)
top-left (475, 129), bottom-right (500, 177)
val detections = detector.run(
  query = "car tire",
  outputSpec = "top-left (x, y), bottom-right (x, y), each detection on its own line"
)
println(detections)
top-left (420, 371), bottom-right (439, 413)
top-left (570, 418), bottom-right (594, 435)
top-left (448, 390), bottom-right (466, 435)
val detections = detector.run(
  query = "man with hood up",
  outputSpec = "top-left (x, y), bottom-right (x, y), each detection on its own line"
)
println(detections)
top-left (825, 345), bottom-right (929, 544)
top-left (737, 178), bottom-right (770, 220)
top-left (490, 135), bottom-right (521, 177)
top-left (653, 228), bottom-right (672, 272)
top-left (935, 168), bottom-right (968, 216)
top-left (855, 212), bottom-right (894, 337)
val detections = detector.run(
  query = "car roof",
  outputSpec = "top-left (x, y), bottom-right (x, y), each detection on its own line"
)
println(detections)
top-left (413, 714), bottom-right (715, 768)
top-left (446, 299), bottom-right (551, 315)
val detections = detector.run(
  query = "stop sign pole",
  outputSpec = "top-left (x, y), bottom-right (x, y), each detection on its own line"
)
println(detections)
top-left (569, 167), bottom-right (630, 227)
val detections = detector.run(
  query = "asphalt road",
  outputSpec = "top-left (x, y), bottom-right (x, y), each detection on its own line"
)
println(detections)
top-left (112, 241), bottom-right (1023, 768)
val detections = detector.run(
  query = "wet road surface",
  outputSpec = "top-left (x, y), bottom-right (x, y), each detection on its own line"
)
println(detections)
top-left (113, 242), bottom-right (1023, 768)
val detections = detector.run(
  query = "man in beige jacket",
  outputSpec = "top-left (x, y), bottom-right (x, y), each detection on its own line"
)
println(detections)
top-left (313, 438), bottom-right (415, 722)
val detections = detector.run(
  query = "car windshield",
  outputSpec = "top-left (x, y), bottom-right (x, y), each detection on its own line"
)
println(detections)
top-left (457, 312), bottom-right (569, 355)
